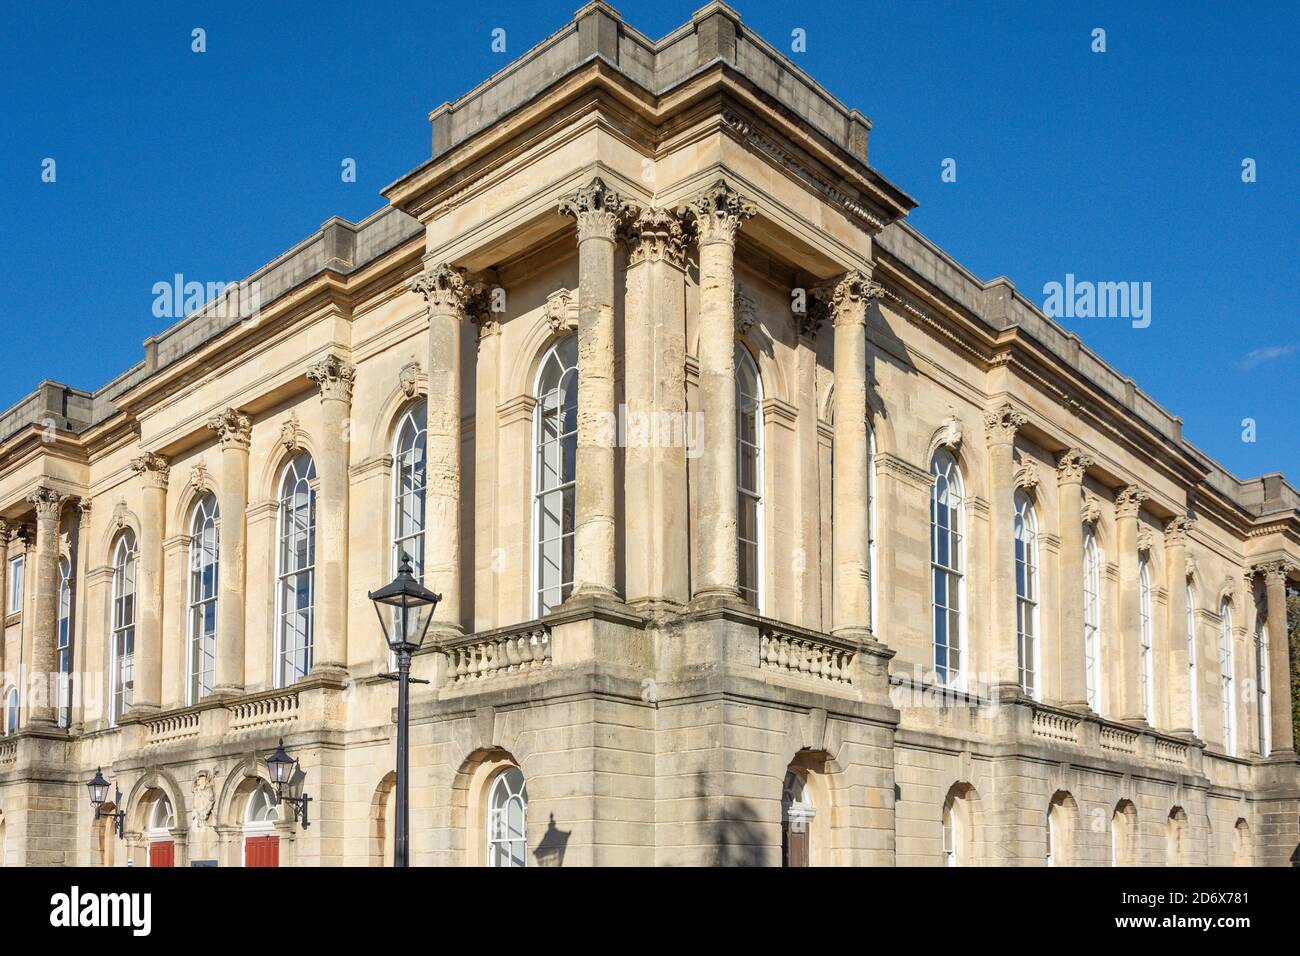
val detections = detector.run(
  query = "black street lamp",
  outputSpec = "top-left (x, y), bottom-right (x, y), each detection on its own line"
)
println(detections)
top-left (86, 767), bottom-right (125, 839)
top-left (264, 739), bottom-right (312, 828)
top-left (368, 553), bottom-right (441, 867)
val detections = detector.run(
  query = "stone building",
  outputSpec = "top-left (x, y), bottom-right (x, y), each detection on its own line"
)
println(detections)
top-left (0, 2), bottom-right (1296, 867)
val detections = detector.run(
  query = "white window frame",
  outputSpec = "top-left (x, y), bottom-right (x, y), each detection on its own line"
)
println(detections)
top-left (1014, 491), bottom-right (1040, 699)
top-left (187, 493), bottom-right (219, 705)
top-left (736, 345), bottom-right (764, 612)
top-left (4, 687), bottom-right (17, 735)
top-left (930, 451), bottom-right (965, 688)
top-left (57, 555), bottom-right (73, 727)
top-left (1219, 600), bottom-right (1236, 757)
top-left (942, 799), bottom-right (960, 867)
top-left (275, 453), bottom-right (317, 688)
top-left (109, 533), bottom-right (137, 726)
top-left (241, 785), bottom-right (279, 866)
top-left (391, 401), bottom-right (428, 666)
top-left (1186, 582), bottom-right (1199, 737)
top-left (1083, 527), bottom-right (1103, 714)
top-left (1138, 556), bottom-right (1154, 723)
top-left (487, 767), bottom-right (528, 868)
top-left (531, 338), bottom-right (577, 617)
top-left (7, 555), bottom-right (23, 615)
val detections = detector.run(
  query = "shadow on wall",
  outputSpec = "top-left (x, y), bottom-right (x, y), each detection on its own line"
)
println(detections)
top-left (698, 773), bottom-right (766, 867)
top-left (534, 813), bottom-right (570, 867)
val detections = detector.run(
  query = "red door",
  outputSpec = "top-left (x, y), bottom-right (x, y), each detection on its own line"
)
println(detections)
top-left (245, 835), bottom-right (280, 867)
top-left (149, 841), bottom-right (175, 868)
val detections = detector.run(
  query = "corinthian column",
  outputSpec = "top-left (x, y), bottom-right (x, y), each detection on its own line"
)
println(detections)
top-left (24, 487), bottom-right (67, 727)
top-left (207, 408), bottom-right (251, 695)
top-left (409, 263), bottom-right (483, 631)
top-left (1056, 449), bottom-right (1092, 709)
top-left (306, 355), bottom-right (356, 675)
top-left (129, 453), bottom-right (169, 715)
top-left (1255, 560), bottom-right (1295, 755)
top-left (984, 403), bottom-right (1028, 694)
top-left (1163, 515), bottom-right (1195, 735)
top-left (825, 269), bottom-right (881, 638)
top-left (1114, 485), bottom-right (1149, 723)
top-left (557, 177), bottom-right (636, 602)
top-left (685, 180), bottom-right (755, 604)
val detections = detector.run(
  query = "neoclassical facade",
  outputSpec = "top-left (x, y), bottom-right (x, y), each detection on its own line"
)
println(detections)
top-left (0, 2), bottom-right (1296, 867)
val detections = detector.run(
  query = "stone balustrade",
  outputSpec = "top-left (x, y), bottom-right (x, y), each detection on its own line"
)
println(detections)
top-left (229, 690), bottom-right (299, 732)
top-left (1030, 706), bottom-right (1081, 744)
top-left (144, 710), bottom-right (201, 747)
top-left (759, 626), bottom-right (857, 685)
top-left (443, 624), bottom-right (552, 684)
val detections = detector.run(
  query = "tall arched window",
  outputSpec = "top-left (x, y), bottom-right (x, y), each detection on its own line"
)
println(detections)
top-left (868, 427), bottom-right (877, 632)
top-left (57, 555), bottom-right (73, 727)
top-left (4, 687), bottom-right (17, 735)
top-left (188, 493), bottom-right (219, 704)
top-left (941, 785), bottom-right (975, 867)
top-left (1254, 591), bottom-right (1269, 755)
top-left (736, 346), bottom-right (764, 610)
top-left (392, 401), bottom-right (428, 663)
top-left (930, 451), bottom-right (964, 687)
top-left (110, 532), bottom-right (137, 725)
top-left (1083, 527), bottom-right (1103, 714)
top-left (1138, 556), bottom-right (1154, 723)
top-left (1219, 600), bottom-right (1236, 756)
top-left (1014, 491), bottom-right (1039, 699)
top-left (1046, 793), bottom-right (1075, 867)
top-left (1186, 582), bottom-right (1199, 737)
top-left (276, 453), bottom-right (317, 687)
top-left (782, 771), bottom-right (816, 868)
top-left (487, 767), bottom-right (528, 867)
top-left (533, 337), bottom-right (577, 616)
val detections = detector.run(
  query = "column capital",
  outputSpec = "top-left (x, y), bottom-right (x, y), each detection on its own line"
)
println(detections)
top-left (1251, 559), bottom-right (1296, 586)
top-left (683, 178), bottom-right (755, 245)
top-left (626, 206), bottom-right (689, 269)
top-left (1114, 484), bottom-right (1149, 519)
top-left (207, 408), bottom-right (252, 450)
top-left (1055, 447), bottom-right (1093, 484)
top-left (558, 176), bottom-right (638, 243)
top-left (77, 498), bottom-right (93, 528)
top-left (26, 486), bottom-right (68, 523)
top-left (409, 262), bottom-right (485, 317)
top-left (130, 452), bottom-right (171, 490)
top-left (982, 403), bottom-right (1028, 444)
top-left (1162, 513), bottom-right (1195, 547)
top-left (306, 354), bottom-right (357, 404)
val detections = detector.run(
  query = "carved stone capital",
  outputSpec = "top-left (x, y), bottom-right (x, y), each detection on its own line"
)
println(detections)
top-left (409, 263), bottom-right (485, 317)
top-left (626, 206), bottom-right (689, 269)
top-left (207, 408), bottom-right (252, 450)
top-left (131, 452), bottom-right (171, 490)
top-left (306, 354), bottom-right (356, 403)
top-left (683, 179), bottom-right (755, 246)
top-left (983, 403), bottom-right (1028, 444)
top-left (1251, 559), bottom-right (1295, 587)
top-left (794, 294), bottom-right (830, 340)
top-left (557, 176), bottom-right (637, 243)
top-left (1162, 513), bottom-right (1195, 548)
top-left (818, 269), bottom-right (883, 327)
top-left (1114, 485), bottom-right (1149, 519)
top-left (1055, 448), bottom-right (1093, 484)
top-left (26, 486), bottom-right (67, 524)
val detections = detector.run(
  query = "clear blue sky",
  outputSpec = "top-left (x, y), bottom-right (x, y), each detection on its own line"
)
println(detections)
top-left (2, 1), bottom-right (1295, 482)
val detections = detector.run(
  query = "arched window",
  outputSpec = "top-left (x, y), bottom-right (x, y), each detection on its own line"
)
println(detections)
top-left (1166, 807), bottom-right (1187, 866)
top-left (781, 771), bottom-right (816, 868)
top-left (1231, 818), bottom-right (1250, 867)
top-left (1138, 556), bottom-right (1154, 723)
top-left (942, 785), bottom-right (975, 867)
top-left (930, 451), bottom-right (964, 687)
top-left (110, 532), bottom-right (137, 725)
top-left (1014, 491), bottom-right (1039, 699)
top-left (147, 796), bottom-right (175, 868)
top-left (57, 556), bottom-right (73, 727)
top-left (243, 785), bottom-right (280, 868)
top-left (3, 687), bottom-right (17, 735)
top-left (276, 453), bottom-right (317, 687)
top-left (187, 493), bottom-right (219, 704)
top-left (736, 346), bottom-right (764, 610)
top-left (1219, 600), bottom-right (1236, 756)
top-left (1046, 793), bottom-right (1075, 867)
top-left (1083, 527), bottom-right (1103, 714)
top-left (532, 337), bottom-right (577, 616)
top-left (487, 767), bottom-right (528, 867)
top-left (868, 427), bottom-right (877, 632)
top-left (1254, 590), bottom-right (1269, 755)
top-left (1111, 800), bottom-right (1137, 866)
top-left (1186, 582), bottom-right (1199, 737)
top-left (391, 401), bottom-right (428, 664)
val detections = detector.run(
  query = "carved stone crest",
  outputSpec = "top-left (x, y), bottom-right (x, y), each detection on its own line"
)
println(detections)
top-left (191, 771), bottom-right (216, 830)
top-left (545, 288), bottom-right (578, 334)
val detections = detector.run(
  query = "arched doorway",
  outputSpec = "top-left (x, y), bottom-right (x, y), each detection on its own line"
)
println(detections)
top-left (487, 767), bottom-right (528, 868)
top-left (243, 785), bottom-right (280, 867)
top-left (371, 772), bottom-right (396, 867)
top-left (781, 770), bottom-right (815, 867)
top-left (145, 794), bottom-right (175, 867)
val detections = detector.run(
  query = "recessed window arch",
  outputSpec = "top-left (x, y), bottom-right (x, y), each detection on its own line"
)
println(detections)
top-left (868, 426), bottom-right (877, 632)
top-left (1231, 818), bottom-right (1250, 866)
top-left (487, 766), bottom-right (528, 867)
top-left (56, 555), bottom-right (73, 727)
top-left (1083, 526), bottom-right (1103, 714)
top-left (1014, 491), bottom-right (1040, 699)
top-left (781, 770), bottom-right (816, 868)
top-left (1219, 599), bottom-right (1236, 756)
top-left (1111, 799), bottom-right (1138, 866)
top-left (942, 784), bottom-right (977, 867)
top-left (1138, 555), bottom-right (1154, 723)
top-left (187, 492), bottom-right (219, 704)
top-left (930, 450), bottom-right (965, 687)
top-left (275, 453), bottom-right (317, 687)
top-left (1046, 792), bottom-right (1076, 867)
top-left (532, 337), bottom-right (577, 616)
top-left (736, 344), bottom-right (764, 611)
top-left (243, 784), bottom-right (280, 868)
top-left (1186, 581), bottom-right (1199, 737)
top-left (1166, 806), bottom-right (1188, 866)
top-left (1254, 589), bottom-right (1269, 755)
top-left (146, 794), bottom-right (175, 868)
top-left (110, 531), bottom-right (138, 725)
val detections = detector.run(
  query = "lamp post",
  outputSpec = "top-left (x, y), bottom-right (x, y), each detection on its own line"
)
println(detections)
top-left (86, 767), bottom-right (126, 839)
top-left (368, 553), bottom-right (440, 867)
